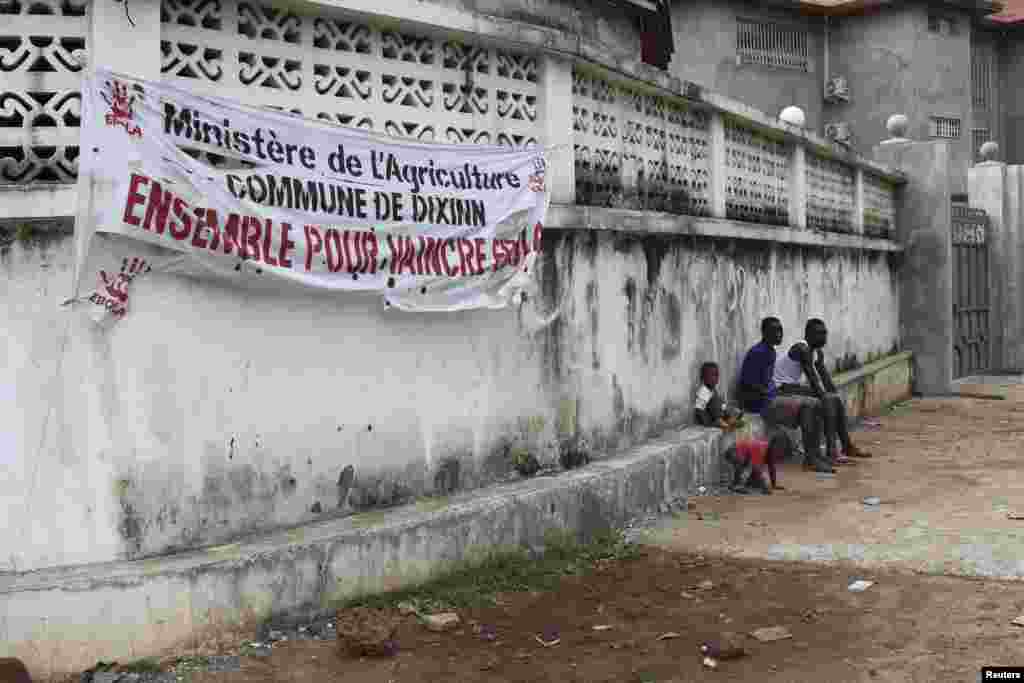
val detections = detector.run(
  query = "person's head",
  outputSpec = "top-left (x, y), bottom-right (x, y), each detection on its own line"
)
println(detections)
top-left (805, 318), bottom-right (828, 349)
top-left (700, 361), bottom-right (719, 388)
top-left (761, 316), bottom-right (783, 347)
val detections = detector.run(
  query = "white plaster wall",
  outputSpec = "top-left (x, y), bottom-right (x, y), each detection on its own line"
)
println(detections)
top-left (2, 229), bottom-right (900, 572)
top-left (545, 232), bottom-right (900, 452)
top-left (2, 234), bottom-right (552, 572)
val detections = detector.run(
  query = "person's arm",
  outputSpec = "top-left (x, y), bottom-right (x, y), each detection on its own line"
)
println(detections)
top-left (792, 343), bottom-right (827, 398)
top-left (695, 386), bottom-right (715, 426)
top-left (815, 350), bottom-right (837, 394)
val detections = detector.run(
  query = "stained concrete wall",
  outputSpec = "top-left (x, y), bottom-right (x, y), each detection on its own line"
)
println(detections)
top-left (1000, 30), bottom-right (1024, 165)
top-left (828, 2), bottom-right (973, 195)
top-left (1, 225), bottom-right (900, 573)
top-left (668, 0), bottom-right (825, 134)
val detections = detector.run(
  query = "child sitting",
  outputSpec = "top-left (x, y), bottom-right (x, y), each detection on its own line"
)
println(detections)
top-left (694, 361), bottom-right (734, 429)
top-left (695, 362), bottom-right (753, 492)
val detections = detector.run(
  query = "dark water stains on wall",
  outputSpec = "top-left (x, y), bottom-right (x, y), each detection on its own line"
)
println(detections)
top-left (662, 292), bottom-right (682, 361)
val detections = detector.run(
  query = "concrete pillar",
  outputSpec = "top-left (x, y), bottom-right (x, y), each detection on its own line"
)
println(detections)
top-left (969, 160), bottom-right (1018, 371)
top-left (538, 54), bottom-right (575, 205)
top-left (873, 139), bottom-right (954, 395)
top-left (709, 111), bottom-right (727, 219)
top-left (790, 145), bottom-right (807, 229)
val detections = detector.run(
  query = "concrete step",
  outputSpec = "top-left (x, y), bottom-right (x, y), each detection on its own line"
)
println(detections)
top-left (0, 426), bottom-right (726, 680)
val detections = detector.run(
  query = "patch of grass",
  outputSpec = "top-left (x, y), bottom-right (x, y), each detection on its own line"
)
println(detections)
top-left (340, 528), bottom-right (640, 613)
top-left (122, 658), bottom-right (162, 673)
top-left (881, 399), bottom-right (913, 416)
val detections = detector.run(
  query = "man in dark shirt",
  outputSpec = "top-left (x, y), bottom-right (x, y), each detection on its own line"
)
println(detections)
top-left (738, 317), bottom-right (832, 473)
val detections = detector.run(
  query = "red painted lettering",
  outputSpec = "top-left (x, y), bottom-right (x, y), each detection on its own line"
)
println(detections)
top-left (279, 223), bottom-right (295, 269)
top-left (325, 229), bottom-right (345, 273)
top-left (122, 173), bottom-right (149, 226)
top-left (365, 232), bottom-right (379, 274)
top-left (386, 235), bottom-right (401, 275)
top-left (190, 209), bottom-right (208, 249)
top-left (240, 215), bottom-right (262, 262)
top-left (474, 238), bottom-right (486, 275)
top-left (222, 213), bottom-right (241, 255)
top-left (142, 182), bottom-right (173, 234)
top-left (261, 219), bottom-right (278, 267)
top-left (423, 237), bottom-right (442, 276)
top-left (399, 236), bottom-right (416, 275)
top-left (492, 239), bottom-right (506, 272)
top-left (199, 209), bottom-right (220, 251)
top-left (414, 236), bottom-right (425, 275)
top-left (304, 225), bottom-right (322, 271)
top-left (457, 238), bottom-right (475, 277)
top-left (170, 198), bottom-right (192, 241)
top-left (442, 239), bottom-right (458, 276)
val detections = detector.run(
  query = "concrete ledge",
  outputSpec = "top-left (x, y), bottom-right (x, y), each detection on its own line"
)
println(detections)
top-left (0, 426), bottom-right (725, 679)
top-left (833, 351), bottom-right (914, 419)
top-left (548, 205), bottom-right (904, 252)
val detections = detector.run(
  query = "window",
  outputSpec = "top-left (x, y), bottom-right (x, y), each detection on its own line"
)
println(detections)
top-left (930, 116), bottom-right (962, 139)
top-left (972, 42), bottom-right (995, 109)
top-left (736, 18), bottom-right (808, 71)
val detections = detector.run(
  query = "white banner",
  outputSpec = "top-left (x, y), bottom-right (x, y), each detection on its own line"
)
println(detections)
top-left (71, 68), bottom-right (550, 322)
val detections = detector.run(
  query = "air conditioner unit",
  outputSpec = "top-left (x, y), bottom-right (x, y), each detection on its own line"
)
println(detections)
top-left (824, 76), bottom-right (850, 104)
top-left (825, 121), bottom-right (852, 145)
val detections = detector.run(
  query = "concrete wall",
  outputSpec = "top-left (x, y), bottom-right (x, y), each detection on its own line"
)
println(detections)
top-left (828, 2), bottom-right (974, 195)
top-left (1, 226), bottom-right (900, 573)
top-left (668, 0), bottom-right (825, 134)
top-left (1000, 29), bottom-right (1024, 165)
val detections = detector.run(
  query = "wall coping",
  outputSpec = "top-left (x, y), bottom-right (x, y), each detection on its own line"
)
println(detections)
top-left (547, 204), bottom-right (904, 252)
top-left (307, 0), bottom-right (907, 183)
top-left (833, 351), bottom-right (913, 389)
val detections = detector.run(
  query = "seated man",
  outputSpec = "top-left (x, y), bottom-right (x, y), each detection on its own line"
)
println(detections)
top-left (738, 317), bottom-right (833, 473)
top-left (773, 318), bottom-right (872, 465)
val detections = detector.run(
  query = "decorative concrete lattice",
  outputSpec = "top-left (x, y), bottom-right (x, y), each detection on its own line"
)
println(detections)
top-left (806, 152), bottom-right (855, 233)
top-left (863, 172), bottom-right (896, 238)
top-left (572, 67), bottom-right (710, 214)
top-left (0, 0), bottom-right (87, 183)
top-left (160, 0), bottom-right (539, 157)
top-left (723, 119), bottom-right (790, 225)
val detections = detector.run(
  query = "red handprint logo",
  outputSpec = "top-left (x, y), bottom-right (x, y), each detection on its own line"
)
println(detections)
top-left (102, 79), bottom-right (143, 137)
top-left (89, 257), bottom-right (150, 317)
top-left (527, 155), bottom-right (546, 193)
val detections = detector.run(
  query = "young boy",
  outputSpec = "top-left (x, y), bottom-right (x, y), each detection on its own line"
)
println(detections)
top-left (694, 362), bottom-right (755, 492)
top-left (694, 361), bottom-right (728, 428)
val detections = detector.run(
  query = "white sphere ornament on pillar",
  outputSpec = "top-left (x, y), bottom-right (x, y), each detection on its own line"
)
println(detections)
top-left (885, 114), bottom-right (909, 140)
top-left (779, 106), bottom-right (806, 128)
top-left (979, 141), bottom-right (999, 163)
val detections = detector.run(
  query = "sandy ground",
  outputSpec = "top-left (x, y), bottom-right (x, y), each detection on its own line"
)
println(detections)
top-left (643, 387), bottom-right (1024, 578)
top-left (59, 385), bottom-right (1024, 683)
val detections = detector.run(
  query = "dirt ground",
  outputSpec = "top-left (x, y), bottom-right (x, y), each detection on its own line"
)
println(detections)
top-left (62, 387), bottom-right (1024, 682)
top-left (644, 387), bottom-right (1024, 578)
top-left (174, 550), bottom-right (1024, 683)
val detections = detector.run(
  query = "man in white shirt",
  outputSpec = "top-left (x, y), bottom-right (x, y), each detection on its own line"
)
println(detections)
top-left (774, 319), bottom-right (873, 466)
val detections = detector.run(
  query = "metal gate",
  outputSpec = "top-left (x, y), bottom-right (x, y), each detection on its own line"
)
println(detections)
top-left (952, 202), bottom-right (991, 378)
